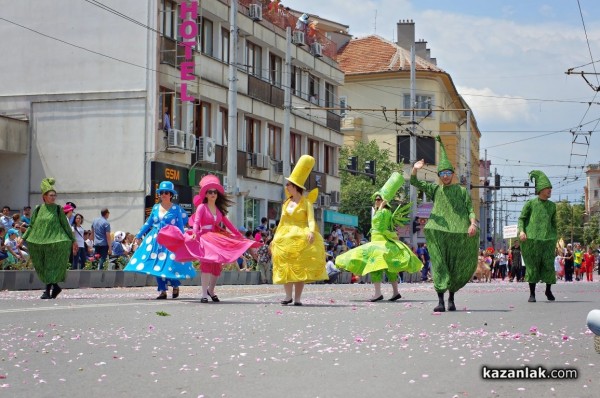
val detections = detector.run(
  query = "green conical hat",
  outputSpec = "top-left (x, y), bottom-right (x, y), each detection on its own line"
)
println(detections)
top-left (371, 172), bottom-right (405, 202)
top-left (436, 135), bottom-right (454, 172)
top-left (40, 178), bottom-right (56, 195)
top-left (529, 170), bottom-right (552, 194)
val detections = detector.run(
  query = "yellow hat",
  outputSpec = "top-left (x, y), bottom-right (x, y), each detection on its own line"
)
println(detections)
top-left (40, 178), bottom-right (56, 195)
top-left (286, 155), bottom-right (315, 190)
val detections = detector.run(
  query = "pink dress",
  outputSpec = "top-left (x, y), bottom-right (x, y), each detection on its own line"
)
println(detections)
top-left (157, 204), bottom-right (260, 276)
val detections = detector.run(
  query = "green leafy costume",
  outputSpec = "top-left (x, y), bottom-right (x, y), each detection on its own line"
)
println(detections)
top-left (410, 176), bottom-right (478, 293)
top-left (22, 179), bottom-right (75, 284)
top-left (335, 172), bottom-right (422, 281)
top-left (518, 170), bottom-right (557, 285)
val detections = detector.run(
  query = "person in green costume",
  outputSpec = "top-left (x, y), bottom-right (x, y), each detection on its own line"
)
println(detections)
top-left (335, 172), bottom-right (422, 302)
top-left (22, 178), bottom-right (76, 299)
top-left (410, 136), bottom-right (478, 312)
top-left (518, 170), bottom-right (556, 302)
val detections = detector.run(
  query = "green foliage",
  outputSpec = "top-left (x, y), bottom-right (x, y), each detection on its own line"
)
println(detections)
top-left (583, 213), bottom-right (600, 247)
top-left (156, 311), bottom-right (170, 317)
top-left (339, 141), bottom-right (406, 234)
top-left (555, 201), bottom-right (586, 244)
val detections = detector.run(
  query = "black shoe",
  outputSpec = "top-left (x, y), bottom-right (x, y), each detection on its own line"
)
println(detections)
top-left (172, 288), bottom-right (179, 299)
top-left (545, 290), bottom-right (555, 301)
top-left (293, 302), bottom-right (303, 306)
top-left (200, 297), bottom-right (209, 303)
top-left (51, 285), bottom-right (62, 299)
top-left (156, 291), bottom-right (167, 300)
top-left (433, 303), bottom-right (445, 312)
top-left (369, 295), bottom-right (383, 302)
top-left (388, 293), bottom-right (402, 301)
top-left (447, 300), bottom-right (456, 311)
top-left (209, 293), bottom-right (220, 302)
top-left (528, 295), bottom-right (536, 302)
top-left (40, 291), bottom-right (51, 299)
top-left (280, 298), bottom-right (293, 305)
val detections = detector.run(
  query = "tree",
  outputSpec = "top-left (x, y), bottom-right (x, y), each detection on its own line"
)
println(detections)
top-left (583, 213), bottom-right (600, 247)
top-left (338, 141), bottom-right (405, 235)
top-left (555, 200), bottom-right (585, 244)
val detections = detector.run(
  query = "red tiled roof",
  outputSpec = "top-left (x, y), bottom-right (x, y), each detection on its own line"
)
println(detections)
top-left (337, 35), bottom-right (443, 75)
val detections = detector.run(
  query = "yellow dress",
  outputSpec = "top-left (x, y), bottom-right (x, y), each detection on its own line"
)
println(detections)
top-left (271, 195), bottom-right (327, 284)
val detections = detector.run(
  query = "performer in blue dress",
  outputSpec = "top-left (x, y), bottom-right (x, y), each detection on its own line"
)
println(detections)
top-left (124, 181), bottom-right (196, 299)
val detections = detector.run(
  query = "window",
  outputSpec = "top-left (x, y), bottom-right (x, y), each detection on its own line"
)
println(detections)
top-left (161, 0), bottom-right (178, 39)
top-left (309, 74), bottom-right (320, 100)
top-left (324, 145), bottom-right (335, 175)
top-left (218, 107), bottom-right (228, 145)
top-left (201, 18), bottom-right (213, 56)
top-left (269, 53), bottom-right (282, 87)
top-left (268, 124), bottom-right (281, 160)
top-left (221, 28), bottom-right (230, 63)
top-left (595, 190), bottom-right (599, 199)
top-left (290, 132), bottom-right (302, 165)
top-left (244, 198), bottom-right (261, 233)
top-left (246, 41), bottom-right (262, 78)
top-left (308, 139), bottom-right (320, 171)
top-left (159, 86), bottom-right (174, 130)
top-left (195, 102), bottom-right (211, 137)
top-left (291, 66), bottom-right (297, 95)
top-left (339, 96), bottom-right (348, 116)
top-left (403, 94), bottom-right (433, 117)
top-left (245, 117), bottom-right (261, 153)
top-left (325, 83), bottom-right (335, 108)
top-left (397, 135), bottom-right (436, 165)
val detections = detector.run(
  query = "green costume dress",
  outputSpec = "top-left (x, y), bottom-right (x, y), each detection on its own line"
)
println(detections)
top-left (410, 176), bottom-right (478, 293)
top-left (22, 204), bottom-right (75, 284)
top-left (335, 206), bottom-right (422, 282)
top-left (518, 198), bottom-right (557, 284)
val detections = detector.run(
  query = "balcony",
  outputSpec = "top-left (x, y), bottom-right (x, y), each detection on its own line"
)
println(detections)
top-left (248, 75), bottom-right (284, 108)
top-left (159, 36), bottom-right (197, 75)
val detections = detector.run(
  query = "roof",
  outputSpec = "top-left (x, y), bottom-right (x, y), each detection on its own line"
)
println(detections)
top-left (337, 35), bottom-right (443, 75)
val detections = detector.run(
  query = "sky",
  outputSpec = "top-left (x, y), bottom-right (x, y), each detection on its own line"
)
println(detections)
top-left (284, 0), bottom-right (600, 223)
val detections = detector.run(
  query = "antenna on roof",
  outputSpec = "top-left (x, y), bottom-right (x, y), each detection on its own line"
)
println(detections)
top-left (374, 9), bottom-right (377, 34)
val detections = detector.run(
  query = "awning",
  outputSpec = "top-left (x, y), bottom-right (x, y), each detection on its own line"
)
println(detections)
top-left (323, 210), bottom-right (358, 227)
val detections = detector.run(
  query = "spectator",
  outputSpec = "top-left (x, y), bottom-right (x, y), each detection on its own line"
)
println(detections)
top-left (63, 204), bottom-right (75, 226)
top-left (21, 206), bottom-right (31, 225)
top-left (163, 109), bottom-right (171, 132)
top-left (0, 227), bottom-right (8, 264)
top-left (325, 252), bottom-right (340, 284)
top-left (84, 230), bottom-right (94, 257)
top-left (71, 213), bottom-right (86, 270)
top-left (91, 208), bottom-right (112, 270)
top-left (5, 228), bottom-right (28, 263)
top-left (122, 232), bottom-right (136, 256)
top-left (257, 217), bottom-right (269, 232)
top-left (256, 234), bottom-right (272, 284)
top-left (65, 202), bottom-right (77, 225)
top-left (1, 206), bottom-right (13, 229)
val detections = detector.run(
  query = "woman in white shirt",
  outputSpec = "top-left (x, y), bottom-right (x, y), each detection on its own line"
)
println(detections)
top-left (71, 213), bottom-right (86, 269)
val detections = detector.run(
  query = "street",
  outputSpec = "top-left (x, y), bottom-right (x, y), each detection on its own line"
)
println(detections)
top-left (0, 280), bottom-right (599, 398)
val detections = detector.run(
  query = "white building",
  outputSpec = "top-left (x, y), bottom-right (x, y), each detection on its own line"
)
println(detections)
top-left (0, 0), bottom-right (344, 232)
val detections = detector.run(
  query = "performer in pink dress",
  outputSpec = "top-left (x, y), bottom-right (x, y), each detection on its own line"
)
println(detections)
top-left (158, 175), bottom-right (260, 303)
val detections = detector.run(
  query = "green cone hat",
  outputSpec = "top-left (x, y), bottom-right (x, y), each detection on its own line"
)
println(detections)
top-left (40, 178), bottom-right (56, 195)
top-left (436, 135), bottom-right (454, 172)
top-left (371, 172), bottom-right (405, 202)
top-left (529, 170), bottom-right (552, 194)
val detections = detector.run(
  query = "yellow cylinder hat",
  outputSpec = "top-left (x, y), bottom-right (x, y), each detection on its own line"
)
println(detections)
top-left (286, 155), bottom-right (315, 190)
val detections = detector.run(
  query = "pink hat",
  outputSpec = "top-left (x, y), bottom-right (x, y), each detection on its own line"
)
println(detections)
top-left (63, 204), bottom-right (74, 214)
top-left (196, 175), bottom-right (224, 206)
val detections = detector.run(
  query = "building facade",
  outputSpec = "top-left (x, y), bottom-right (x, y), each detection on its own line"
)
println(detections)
top-left (0, 0), bottom-right (344, 233)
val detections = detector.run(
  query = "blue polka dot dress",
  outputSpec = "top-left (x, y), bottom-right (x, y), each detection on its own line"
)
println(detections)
top-left (124, 203), bottom-right (196, 280)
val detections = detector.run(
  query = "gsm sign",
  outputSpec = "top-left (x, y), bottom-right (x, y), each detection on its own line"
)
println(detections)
top-left (165, 168), bottom-right (180, 181)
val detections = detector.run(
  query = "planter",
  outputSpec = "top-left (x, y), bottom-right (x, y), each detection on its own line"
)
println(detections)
top-left (61, 271), bottom-right (81, 289)
top-left (181, 273), bottom-right (202, 286)
top-left (115, 271), bottom-right (147, 287)
top-left (10, 270), bottom-right (43, 290)
top-left (247, 271), bottom-right (260, 285)
top-left (220, 271), bottom-right (234, 285)
top-left (0, 271), bottom-right (5, 290)
top-left (146, 274), bottom-right (157, 286)
top-left (78, 270), bottom-right (116, 288)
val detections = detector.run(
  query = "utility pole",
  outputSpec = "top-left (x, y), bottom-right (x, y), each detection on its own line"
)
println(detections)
top-left (282, 27), bottom-right (291, 192)
top-left (409, 45), bottom-right (417, 249)
top-left (493, 167), bottom-right (498, 249)
top-left (227, 0), bottom-right (239, 226)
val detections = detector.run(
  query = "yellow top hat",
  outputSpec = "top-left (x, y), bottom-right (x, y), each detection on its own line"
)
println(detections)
top-left (286, 155), bottom-right (315, 190)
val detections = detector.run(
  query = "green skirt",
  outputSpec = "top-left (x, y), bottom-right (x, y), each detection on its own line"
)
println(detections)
top-left (28, 241), bottom-right (71, 284)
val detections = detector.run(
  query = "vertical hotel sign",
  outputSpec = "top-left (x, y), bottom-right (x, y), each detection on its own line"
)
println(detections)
top-left (179, 1), bottom-right (198, 102)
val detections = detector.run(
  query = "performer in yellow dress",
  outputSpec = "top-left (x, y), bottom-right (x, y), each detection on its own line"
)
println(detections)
top-left (271, 155), bottom-right (327, 306)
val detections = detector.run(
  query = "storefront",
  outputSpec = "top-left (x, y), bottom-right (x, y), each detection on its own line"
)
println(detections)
top-left (146, 161), bottom-right (194, 217)
top-left (323, 209), bottom-right (358, 234)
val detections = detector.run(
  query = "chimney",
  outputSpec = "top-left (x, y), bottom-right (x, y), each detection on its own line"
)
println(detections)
top-left (396, 19), bottom-right (415, 51)
top-left (415, 39), bottom-right (427, 59)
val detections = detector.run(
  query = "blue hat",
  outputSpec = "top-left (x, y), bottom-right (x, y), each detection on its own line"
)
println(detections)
top-left (156, 181), bottom-right (177, 196)
top-left (7, 228), bottom-right (18, 236)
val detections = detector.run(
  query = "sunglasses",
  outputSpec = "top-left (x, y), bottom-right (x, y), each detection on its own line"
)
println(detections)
top-left (375, 198), bottom-right (382, 202)
top-left (206, 189), bottom-right (218, 195)
top-left (438, 171), bottom-right (453, 177)
top-left (159, 192), bottom-right (171, 195)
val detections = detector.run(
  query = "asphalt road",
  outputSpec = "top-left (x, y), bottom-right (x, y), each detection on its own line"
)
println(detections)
top-left (1, 280), bottom-right (599, 398)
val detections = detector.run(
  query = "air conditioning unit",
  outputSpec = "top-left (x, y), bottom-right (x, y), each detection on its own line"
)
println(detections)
top-left (292, 30), bottom-right (305, 46)
top-left (198, 136), bottom-right (216, 162)
top-left (274, 160), bottom-right (283, 174)
top-left (185, 132), bottom-right (197, 152)
top-left (311, 42), bottom-right (323, 57)
top-left (167, 129), bottom-right (185, 152)
top-left (250, 153), bottom-right (269, 170)
top-left (330, 191), bottom-right (340, 204)
top-left (249, 3), bottom-right (262, 21)
top-left (319, 194), bottom-right (331, 208)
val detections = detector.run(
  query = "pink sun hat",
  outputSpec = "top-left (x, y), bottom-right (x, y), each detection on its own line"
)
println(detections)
top-left (195, 175), bottom-right (225, 206)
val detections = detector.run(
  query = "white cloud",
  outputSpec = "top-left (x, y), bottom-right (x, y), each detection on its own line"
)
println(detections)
top-left (458, 86), bottom-right (531, 125)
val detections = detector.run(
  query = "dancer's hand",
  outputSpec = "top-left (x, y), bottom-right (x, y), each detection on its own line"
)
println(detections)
top-left (468, 224), bottom-right (477, 237)
top-left (519, 231), bottom-right (527, 241)
top-left (307, 232), bottom-right (314, 244)
top-left (413, 159), bottom-right (425, 170)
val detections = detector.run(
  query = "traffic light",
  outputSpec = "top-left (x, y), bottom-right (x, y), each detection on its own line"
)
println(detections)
top-left (347, 156), bottom-right (358, 175)
top-left (365, 160), bottom-right (376, 184)
top-left (412, 217), bottom-right (421, 234)
top-left (494, 174), bottom-right (501, 190)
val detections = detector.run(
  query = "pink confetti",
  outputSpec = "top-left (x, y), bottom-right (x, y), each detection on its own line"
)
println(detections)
top-left (562, 335), bottom-right (569, 341)
top-left (354, 337), bottom-right (364, 343)
top-left (148, 325), bottom-right (155, 331)
top-left (276, 310), bottom-right (283, 315)
top-left (529, 326), bottom-right (538, 334)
